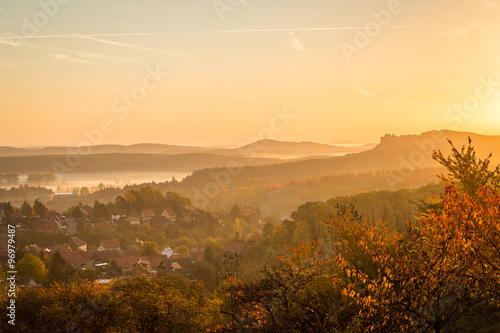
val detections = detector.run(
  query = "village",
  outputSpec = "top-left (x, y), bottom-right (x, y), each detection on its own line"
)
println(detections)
top-left (0, 199), bottom-right (258, 289)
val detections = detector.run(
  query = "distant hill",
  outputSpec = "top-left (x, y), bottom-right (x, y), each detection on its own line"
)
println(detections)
top-left (184, 130), bottom-right (500, 185)
top-left (0, 153), bottom-right (281, 174)
top-left (230, 140), bottom-right (377, 158)
top-left (0, 139), bottom-right (377, 175)
top-left (0, 140), bottom-right (376, 159)
top-left (0, 144), bottom-right (214, 156)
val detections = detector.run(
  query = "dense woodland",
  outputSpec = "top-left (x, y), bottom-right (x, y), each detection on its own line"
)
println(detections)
top-left (2, 139), bottom-right (500, 332)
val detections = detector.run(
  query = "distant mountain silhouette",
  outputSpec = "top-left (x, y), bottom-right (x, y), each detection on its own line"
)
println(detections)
top-left (1, 131), bottom-right (498, 178)
top-left (183, 130), bottom-right (500, 185)
top-left (0, 153), bottom-right (281, 174)
top-left (0, 140), bottom-right (376, 158)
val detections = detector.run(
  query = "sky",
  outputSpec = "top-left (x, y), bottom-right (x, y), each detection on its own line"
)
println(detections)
top-left (1, 0), bottom-right (500, 147)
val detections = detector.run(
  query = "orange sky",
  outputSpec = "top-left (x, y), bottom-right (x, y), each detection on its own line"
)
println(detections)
top-left (1, 0), bottom-right (500, 147)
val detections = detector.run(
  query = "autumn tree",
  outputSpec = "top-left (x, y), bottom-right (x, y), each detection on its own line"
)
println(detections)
top-left (432, 137), bottom-right (500, 196)
top-left (216, 241), bottom-right (356, 332)
top-left (332, 141), bottom-right (500, 332)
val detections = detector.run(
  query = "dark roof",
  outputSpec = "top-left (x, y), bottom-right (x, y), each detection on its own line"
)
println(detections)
top-left (225, 242), bottom-right (249, 254)
top-left (92, 250), bottom-right (122, 261)
top-left (44, 211), bottom-right (61, 219)
top-left (162, 257), bottom-right (194, 270)
top-left (80, 205), bottom-right (94, 216)
top-left (69, 236), bottom-right (87, 250)
top-left (163, 208), bottom-right (176, 216)
top-left (150, 216), bottom-right (167, 226)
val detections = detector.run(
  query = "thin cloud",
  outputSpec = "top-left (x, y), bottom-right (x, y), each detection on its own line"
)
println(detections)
top-left (352, 86), bottom-right (376, 99)
top-left (46, 53), bottom-right (93, 64)
top-left (75, 51), bottom-right (142, 63)
top-left (74, 33), bottom-right (205, 61)
top-left (198, 91), bottom-right (281, 103)
top-left (47, 53), bottom-right (70, 59)
top-left (289, 32), bottom-right (304, 52)
top-left (0, 61), bottom-right (64, 68)
top-left (16, 25), bottom-right (442, 40)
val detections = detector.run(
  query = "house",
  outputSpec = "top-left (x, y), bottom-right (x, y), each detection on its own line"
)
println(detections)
top-left (225, 242), bottom-right (250, 255)
top-left (149, 256), bottom-right (164, 272)
top-left (11, 212), bottom-right (25, 225)
top-left (125, 217), bottom-right (141, 226)
top-left (23, 244), bottom-right (42, 257)
top-left (160, 257), bottom-right (194, 278)
top-left (52, 244), bottom-right (72, 254)
top-left (160, 246), bottom-right (177, 257)
top-left (150, 216), bottom-right (168, 229)
top-left (97, 239), bottom-right (121, 252)
top-left (161, 208), bottom-right (177, 222)
top-left (125, 243), bottom-right (141, 255)
top-left (44, 210), bottom-right (62, 224)
top-left (221, 242), bottom-right (250, 276)
top-left (190, 248), bottom-right (205, 263)
top-left (17, 277), bottom-right (38, 289)
top-left (68, 236), bottom-right (87, 251)
top-left (61, 251), bottom-right (91, 270)
top-left (141, 209), bottom-right (155, 222)
top-left (111, 209), bottom-right (126, 222)
top-left (127, 260), bottom-right (153, 277)
top-left (212, 213), bottom-right (222, 225)
top-left (88, 250), bottom-right (122, 268)
top-left (78, 204), bottom-right (94, 217)
top-left (39, 221), bottom-right (60, 233)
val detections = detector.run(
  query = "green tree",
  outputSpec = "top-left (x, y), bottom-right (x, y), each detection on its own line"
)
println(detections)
top-left (270, 225), bottom-right (290, 250)
top-left (80, 187), bottom-right (91, 197)
top-left (33, 199), bottom-right (48, 217)
top-left (292, 220), bottom-right (312, 244)
top-left (48, 250), bottom-right (76, 285)
top-left (17, 254), bottom-right (47, 284)
top-left (140, 241), bottom-right (158, 256)
top-left (21, 200), bottom-right (33, 216)
top-left (175, 245), bottom-right (189, 255)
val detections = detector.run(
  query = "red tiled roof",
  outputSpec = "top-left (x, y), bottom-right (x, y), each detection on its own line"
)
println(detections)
top-left (100, 239), bottom-right (120, 249)
top-left (225, 242), bottom-right (249, 254)
top-left (53, 244), bottom-right (72, 254)
top-left (141, 209), bottom-right (155, 218)
top-left (42, 221), bottom-right (59, 232)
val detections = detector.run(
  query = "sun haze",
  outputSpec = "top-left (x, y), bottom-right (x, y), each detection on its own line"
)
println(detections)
top-left (1, 0), bottom-right (499, 147)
